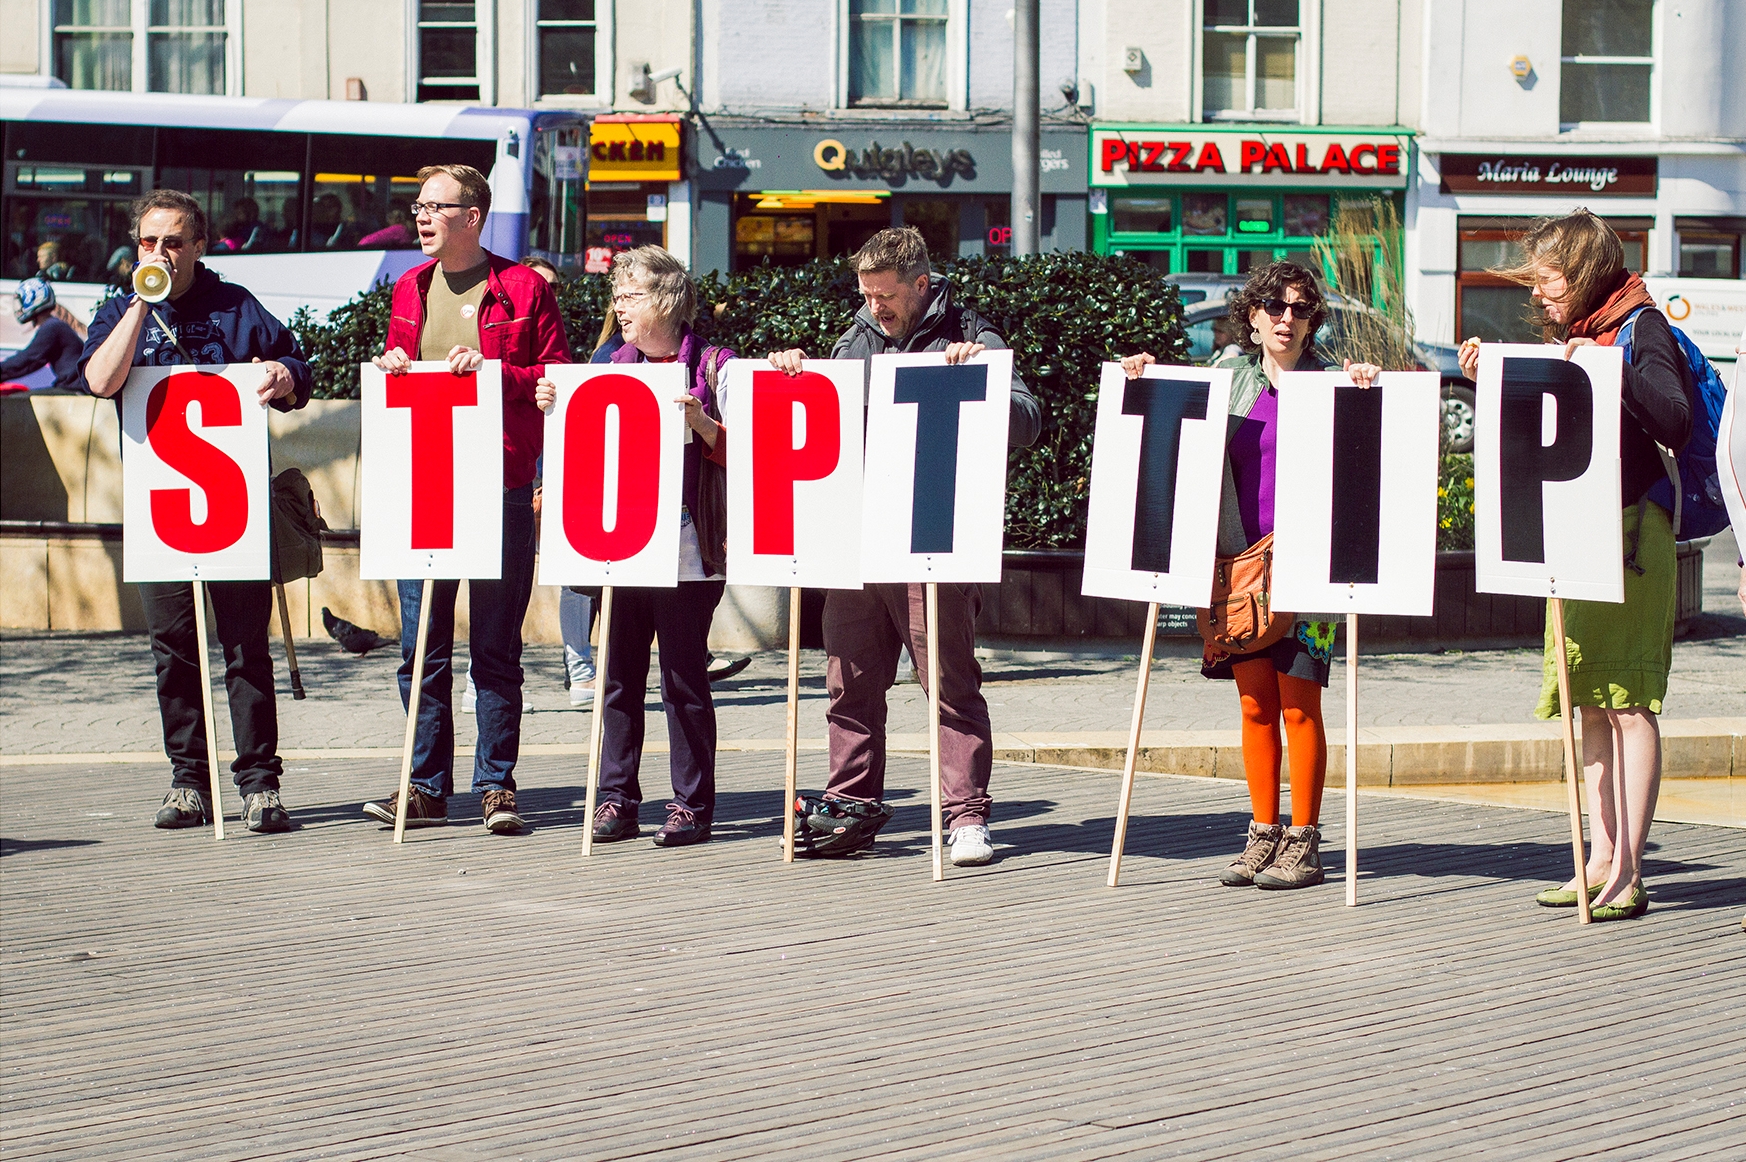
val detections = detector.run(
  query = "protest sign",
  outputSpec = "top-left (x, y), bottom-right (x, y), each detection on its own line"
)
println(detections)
top-left (722, 360), bottom-right (865, 590)
top-left (1717, 353), bottom-right (1745, 538)
top-left (1082, 362), bottom-right (1233, 606)
top-left (860, 351), bottom-right (1013, 585)
top-left (1271, 371), bottom-right (1441, 615)
top-left (537, 363), bottom-right (685, 588)
top-left (1474, 344), bottom-right (1624, 602)
top-left (360, 361), bottom-right (504, 581)
top-left (122, 364), bottom-right (271, 582)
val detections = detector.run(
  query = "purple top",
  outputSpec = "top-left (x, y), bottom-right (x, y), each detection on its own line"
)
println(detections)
top-left (1227, 383), bottom-right (1278, 544)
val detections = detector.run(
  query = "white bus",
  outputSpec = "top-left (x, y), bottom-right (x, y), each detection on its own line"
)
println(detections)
top-left (2, 84), bottom-right (587, 378)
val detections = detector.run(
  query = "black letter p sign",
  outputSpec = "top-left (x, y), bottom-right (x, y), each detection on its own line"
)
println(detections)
top-left (1499, 358), bottom-right (1594, 564)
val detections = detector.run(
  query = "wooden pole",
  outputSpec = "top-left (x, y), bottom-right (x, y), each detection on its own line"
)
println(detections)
top-left (1549, 596), bottom-right (1591, 924)
top-left (1345, 612), bottom-right (1359, 907)
top-left (274, 582), bottom-right (305, 700)
top-left (581, 585), bottom-right (615, 857)
top-left (392, 577), bottom-right (435, 844)
top-left (191, 581), bottom-right (225, 841)
top-left (1106, 602), bottom-right (1160, 888)
top-left (926, 582), bottom-right (944, 882)
top-left (782, 586), bottom-right (802, 863)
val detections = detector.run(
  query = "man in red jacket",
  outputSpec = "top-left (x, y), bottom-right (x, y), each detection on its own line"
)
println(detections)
top-left (360, 163), bottom-right (569, 835)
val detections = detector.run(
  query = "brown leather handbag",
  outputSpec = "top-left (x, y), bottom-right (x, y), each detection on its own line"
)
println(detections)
top-left (1197, 532), bottom-right (1293, 658)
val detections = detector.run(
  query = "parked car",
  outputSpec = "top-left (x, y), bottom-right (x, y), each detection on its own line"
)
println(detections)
top-left (1179, 298), bottom-right (1477, 453)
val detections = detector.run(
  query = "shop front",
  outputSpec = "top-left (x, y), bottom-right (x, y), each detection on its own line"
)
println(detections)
top-left (584, 114), bottom-right (684, 273)
top-left (1088, 125), bottom-right (1415, 277)
top-left (692, 120), bottom-right (1088, 275)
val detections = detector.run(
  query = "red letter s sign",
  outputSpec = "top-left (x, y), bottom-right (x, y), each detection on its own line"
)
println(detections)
top-left (145, 371), bottom-right (249, 554)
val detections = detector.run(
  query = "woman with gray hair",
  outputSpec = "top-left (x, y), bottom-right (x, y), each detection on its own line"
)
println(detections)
top-left (537, 246), bottom-right (734, 848)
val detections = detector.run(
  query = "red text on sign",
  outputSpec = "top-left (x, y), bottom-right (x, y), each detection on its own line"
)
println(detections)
top-left (145, 371), bottom-right (249, 554)
top-left (385, 372), bottom-right (478, 549)
top-left (751, 370), bottom-right (841, 555)
top-left (564, 374), bottom-right (662, 561)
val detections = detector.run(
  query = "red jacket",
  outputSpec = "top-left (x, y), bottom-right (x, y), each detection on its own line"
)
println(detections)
top-left (383, 253), bottom-right (570, 489)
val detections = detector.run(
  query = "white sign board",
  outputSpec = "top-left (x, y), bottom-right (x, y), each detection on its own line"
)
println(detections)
top-left (860, 351), bottom-right (1013, 584)
top-left (537, 363), bottom-right (685, 588)
top-left (122, 364), bottom-right (271, 582)
top-left (1082, 362), bottom-right (1233, 606)
top-left (1271, 371), bottom-right (1441, 615)
top-left (360, 361), bottom-right (504, 581)
top-left (722, 359), bottom-right (864, 589)
top-left (1474, 344), bottom-right (1624, 602)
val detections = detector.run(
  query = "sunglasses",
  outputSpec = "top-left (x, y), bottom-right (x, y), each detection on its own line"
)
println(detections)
top-left (1261, 298), bottom-right (1312, 321)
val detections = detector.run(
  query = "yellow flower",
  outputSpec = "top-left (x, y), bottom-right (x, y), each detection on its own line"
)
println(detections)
top-left (1465, 477), bottom-right (1474, 488)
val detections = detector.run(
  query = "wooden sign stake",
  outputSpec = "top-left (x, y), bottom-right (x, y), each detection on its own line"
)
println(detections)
top-left (191, 581), bottom-right (225, 841)
top-left (1345, 612), bottom-right (1359, 907)
top-left (392, 577), bottom-right (435, 844)
top-left (275, 581), bottom-right (305, 700)
top-left (1107, 601), bottom-right (1160, 888)
top-left (1549, 596), bottom-right (1591, 924)
top-left (782, 586), bottom-right (802, 863)
top-left (926, 582), bottom-right (944, 883)
top-left (581, 585), bottom-right (615, 858)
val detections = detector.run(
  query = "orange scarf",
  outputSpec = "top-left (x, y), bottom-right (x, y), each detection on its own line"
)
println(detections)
top-left (1566, 271), bottom-right (1654, 346)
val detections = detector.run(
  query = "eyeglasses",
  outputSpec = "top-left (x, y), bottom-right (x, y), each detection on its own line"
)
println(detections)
top-left (1260, 297), bottom-right (1312, 321)
top-left (611, 290), bottom-right (648, 306)
top-left (409, 201), bottom-right (473, 217)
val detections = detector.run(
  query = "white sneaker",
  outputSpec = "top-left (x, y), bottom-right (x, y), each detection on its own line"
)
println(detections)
top-left (570, 683), bottom-right (595, 707)
top-left (462, 671), bottom-right (531, 713)
top-left (948, 824), bottom-right (993, 866)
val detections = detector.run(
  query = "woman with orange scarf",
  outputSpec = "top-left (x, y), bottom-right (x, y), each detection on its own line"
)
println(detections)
top-left (1458, 210), bottom-right (1697, 921)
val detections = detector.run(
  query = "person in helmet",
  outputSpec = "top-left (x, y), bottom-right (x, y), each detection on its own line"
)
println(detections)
top-left (1, 278), bottom-right (87, 391)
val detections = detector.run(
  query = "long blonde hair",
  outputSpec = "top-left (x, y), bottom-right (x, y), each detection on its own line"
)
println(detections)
top-left (1492, 209), bottom-right (1625, 341)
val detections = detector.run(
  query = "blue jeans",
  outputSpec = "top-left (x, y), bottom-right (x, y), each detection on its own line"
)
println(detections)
top-left (397, 484), bottom-right (536, 799)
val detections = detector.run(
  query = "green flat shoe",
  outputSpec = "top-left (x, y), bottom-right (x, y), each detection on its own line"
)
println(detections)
top-left (1590, 885), bottom-right (1648, 922)
top-left (1535, 881), bottom-right (1606, 908)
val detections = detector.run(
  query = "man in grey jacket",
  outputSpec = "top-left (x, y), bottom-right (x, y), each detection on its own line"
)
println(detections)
top-left (768, 227), bottom-right (1041, 865)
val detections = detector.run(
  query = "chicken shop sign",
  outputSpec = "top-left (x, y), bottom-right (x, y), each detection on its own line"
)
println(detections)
top-left (1091, 128), bottom-right (1412, 189)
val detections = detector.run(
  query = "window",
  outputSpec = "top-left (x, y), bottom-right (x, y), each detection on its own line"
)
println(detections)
top-left (1560, 0), bottom-right (1653, 125)
top-left (157, 128), bottom-right (305, 254)
top-left (1202, 0), bottom-right (1299, 121)
top-left (1676, 218), bottom-right (1743, 279)
top-left (848, 0), bottom-right (948, 106)
top-left (52, 0), bottom-right (232, 94)
top-left (1456, 218), bottom-right (1649, 343)
top-left (305, 134), bottom-right (495, 251)
top-left (1103, 191), bottom-right (1353, 278)
top-left (417, 1), bottom-right (481, 102)
top-left (536, 0), bottom-right (597, 98)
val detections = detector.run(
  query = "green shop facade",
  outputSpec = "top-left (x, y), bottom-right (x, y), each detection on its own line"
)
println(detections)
top-left (1088, 125), bottom-right (1415, 277)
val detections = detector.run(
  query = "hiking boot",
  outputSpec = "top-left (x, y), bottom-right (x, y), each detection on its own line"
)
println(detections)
top-left (481, 788), bottom-right (525, 834)
top-left (948, 823), bottom-right (994, 866)
top-left (362, 788), bottom-right (448, 828)
top-left (1219, 821), bottom-right (1284, 886)
top-left (242, 790), bottom-right (291, 833)
top-left (591, 801), bottom-right (639, 842)
top-left (154, 787), bottom-right (212, 829)
top-left (652, 804), bottom-right (710, 847)
top-left (1254, 825), bottom-right (1326, 890)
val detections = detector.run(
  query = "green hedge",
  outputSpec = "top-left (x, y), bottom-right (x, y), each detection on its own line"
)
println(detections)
top-left (291, 252), bottom-right (1188, 549)
top-left (1438, 454), bottom-right (1476, 552)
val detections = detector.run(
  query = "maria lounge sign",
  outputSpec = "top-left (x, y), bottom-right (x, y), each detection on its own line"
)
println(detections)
top-left (1438, 155), bottom-right (1657, 197)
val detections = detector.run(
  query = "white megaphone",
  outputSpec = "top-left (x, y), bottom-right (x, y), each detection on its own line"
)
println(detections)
top-left (133, 259), bottom-right (173, 303)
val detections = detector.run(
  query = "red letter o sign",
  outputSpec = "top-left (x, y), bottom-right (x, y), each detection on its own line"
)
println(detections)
top-left (563, 373), bottom-right (663, 561)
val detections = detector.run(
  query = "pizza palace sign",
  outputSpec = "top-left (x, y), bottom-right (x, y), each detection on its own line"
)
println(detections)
top-left (1091, 129), bottom-right (1411, 189)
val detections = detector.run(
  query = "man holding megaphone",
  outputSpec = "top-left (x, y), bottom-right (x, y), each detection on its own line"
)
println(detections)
top-left (81, 189), bottom-right (312, 835)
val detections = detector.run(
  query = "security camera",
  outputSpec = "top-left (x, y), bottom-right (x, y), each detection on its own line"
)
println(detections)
top-left (1059, 78), bottom-right (1079, 105)
top-left (648, 66), bottom-right (683, 85)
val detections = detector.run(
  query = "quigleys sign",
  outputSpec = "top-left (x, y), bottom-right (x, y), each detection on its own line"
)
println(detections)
top-left (1091, 128), bottom-right (1410, 189)
top-left (1438, 154), bottom-right (1657, 197)
top-left (814, 138), bottom-right (976, 183)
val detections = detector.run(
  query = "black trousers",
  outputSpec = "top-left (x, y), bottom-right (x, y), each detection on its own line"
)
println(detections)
top-left (139, 580), bottom-right (281, 796)
top-left (598, 581), bottom-right (725, 821)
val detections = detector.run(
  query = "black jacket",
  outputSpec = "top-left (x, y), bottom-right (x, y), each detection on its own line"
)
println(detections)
top-left (1, 316), bottom-right (84, 390)
top-left (79, 264), bottom-right (312, 411)
top-left (1615, 306), bottom-right (1694, 509)
top-left (831, 275), bottom-right (1042, 448)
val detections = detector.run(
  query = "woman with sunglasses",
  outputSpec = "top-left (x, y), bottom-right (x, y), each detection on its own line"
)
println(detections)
top-left (1124, 261), bottom-right (1379, 891)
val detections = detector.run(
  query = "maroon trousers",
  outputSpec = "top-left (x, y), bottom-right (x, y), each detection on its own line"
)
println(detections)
top-left (822, 582), bottom-right (993, 829)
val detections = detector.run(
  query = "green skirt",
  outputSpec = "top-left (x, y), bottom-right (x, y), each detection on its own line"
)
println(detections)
top-left (1535, 501), bottom-right (1676, 719)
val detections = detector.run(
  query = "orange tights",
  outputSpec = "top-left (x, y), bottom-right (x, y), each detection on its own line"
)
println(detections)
top-left (1231, 657), bottom-right (1327, 827)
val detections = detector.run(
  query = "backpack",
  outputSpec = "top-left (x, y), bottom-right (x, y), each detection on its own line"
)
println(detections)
top-left (1617, 307), bottom-right (1730, 538)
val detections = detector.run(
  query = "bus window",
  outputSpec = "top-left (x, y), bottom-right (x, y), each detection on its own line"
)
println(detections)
top-left (158, 128), bottom-right (307, 254)
top-left (4, 164), bottom-right (146, 282)
top-left (528, 124), bottom-right (585, 270)
top-left (305, 134), bottom-right (495, 252)
top-left (2, 120), bottom-right (154, 166)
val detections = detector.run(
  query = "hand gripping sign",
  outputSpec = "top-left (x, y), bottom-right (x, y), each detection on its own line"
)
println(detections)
top-left (1271, 371), bottom-right (1442, 615)
top-left (1474, 345), bottom-right (1624, 602)
top-left (722, 360), bottom-right (865, 589)
top-left (537, 363), bottom-right (686, 587)
top-left (1082, 362), bottom-right (1233, 605)
top-left (360, 361), bottom-right (504, 580)
top-left (122, 364), bottom-right (272, 582)
top-left (860, 350), bottom-right (1014, 584)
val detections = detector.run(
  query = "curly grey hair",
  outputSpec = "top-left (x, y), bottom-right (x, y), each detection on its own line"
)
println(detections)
top-left (610, 245), bottom-right (697, 331)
